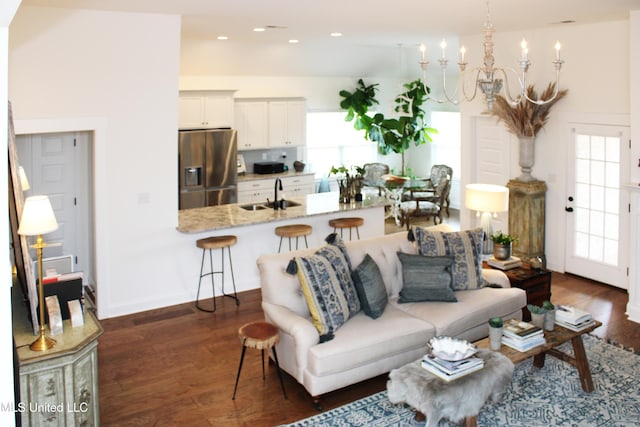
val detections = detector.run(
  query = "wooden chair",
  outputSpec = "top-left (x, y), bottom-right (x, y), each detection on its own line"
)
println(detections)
top-left (399, 176), bottom-right (450, 230)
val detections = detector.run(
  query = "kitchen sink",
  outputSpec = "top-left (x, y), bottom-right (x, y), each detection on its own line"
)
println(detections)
top-left (239, 204), bottom-right (268, 211)
top-left (264, 200), bottom-right (302, 209)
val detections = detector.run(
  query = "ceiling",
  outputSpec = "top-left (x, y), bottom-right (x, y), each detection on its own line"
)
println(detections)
top-left (17, 0), bottom-right (640, 78)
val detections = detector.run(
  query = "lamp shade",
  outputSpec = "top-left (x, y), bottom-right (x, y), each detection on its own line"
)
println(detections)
top-left (18, 195), bottom-right (59, 236)
top-left (465, 183), bottom-right (509, 213)
top-left (19, 166), bottom-right (30, 191)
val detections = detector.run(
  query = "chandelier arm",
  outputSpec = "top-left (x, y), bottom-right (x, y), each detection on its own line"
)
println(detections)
top-left (460, 68), bottom-right (483, 103)
top-left (440, 61), bottom-right (461, 105)
top-left (494, 67), bottom-right (524, 106)
top-left (522, 68), bottom-right (562, 105)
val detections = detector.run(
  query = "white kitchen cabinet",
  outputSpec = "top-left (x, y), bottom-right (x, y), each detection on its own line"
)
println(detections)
top-left (179, 91), bottom-right (235, 129)
top-left (237, 174), bottom-right (315, 204)
top-left (269, 100), bottom-right (306, 147)
top-left (234, 101), bottom-right (269, 150)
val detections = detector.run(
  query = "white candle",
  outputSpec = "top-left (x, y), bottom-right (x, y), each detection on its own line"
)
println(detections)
top-left (555, 40), bottom-right (561, 60)
top-left (440, 39), bottom-right (447, 59)
top-left (420, 43), bottom-right (426, 62)
top-left (521, 38), bottom-right (528, 60)
top-left (459, 46), bottom-right (466, 62)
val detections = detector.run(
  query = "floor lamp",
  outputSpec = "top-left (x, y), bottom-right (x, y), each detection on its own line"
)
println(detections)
top-left (18, 195), bottom-right (59, 351)
top-left (465, 184), bottom-right (509, 254)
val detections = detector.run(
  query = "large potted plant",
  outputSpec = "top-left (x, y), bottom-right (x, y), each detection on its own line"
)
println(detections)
top-left (339, 79), bottom-right (437, 176)
top-left (490, 83), bottom-right (568, 182)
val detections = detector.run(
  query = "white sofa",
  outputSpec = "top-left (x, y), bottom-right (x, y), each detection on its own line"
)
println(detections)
top-left (257, 225), bottom-right (526, 406)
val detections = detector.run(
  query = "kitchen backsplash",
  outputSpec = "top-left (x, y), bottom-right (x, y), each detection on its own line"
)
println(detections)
top-left (239, 147), bottom-right (301, 174)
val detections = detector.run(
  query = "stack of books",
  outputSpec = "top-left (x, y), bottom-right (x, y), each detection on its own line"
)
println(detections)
top-left (555, 305), bottom-right (596, 331)
top-left (501, 318), bottom-right (546, 351)
top-left (421, 354), bottom-right (484, 382)
top-left (487, 256), bottom-right (522, 270)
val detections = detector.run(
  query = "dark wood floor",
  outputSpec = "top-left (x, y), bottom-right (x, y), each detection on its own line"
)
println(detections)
top-left (98, 214), bottom-right (640, 426)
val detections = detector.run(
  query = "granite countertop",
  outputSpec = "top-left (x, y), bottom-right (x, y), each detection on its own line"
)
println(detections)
top-left (177, 191), bottom-right (388, 234)
top-left (237, 170), bottom-right (315, 182)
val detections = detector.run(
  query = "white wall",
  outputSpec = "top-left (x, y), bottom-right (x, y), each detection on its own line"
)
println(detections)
top-left (459, 20), bottom-right (631, 272)
top-left (9, 6), bottom-right (181, 318)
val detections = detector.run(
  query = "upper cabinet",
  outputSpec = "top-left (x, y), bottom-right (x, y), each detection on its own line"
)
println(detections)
top-left (268, 100), bottom-right (306, 147)
top-left (179, 91), bottom-right (235, 129)
top-left (235, 98), bottom-right (306, 151)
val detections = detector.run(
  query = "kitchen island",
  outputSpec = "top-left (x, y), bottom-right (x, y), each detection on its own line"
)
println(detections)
top-left (175, 191), bottom-right (389, 297)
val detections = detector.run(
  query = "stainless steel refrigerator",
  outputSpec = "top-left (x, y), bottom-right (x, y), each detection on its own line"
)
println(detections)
top-left (179, 129), bottom-right (237, 209)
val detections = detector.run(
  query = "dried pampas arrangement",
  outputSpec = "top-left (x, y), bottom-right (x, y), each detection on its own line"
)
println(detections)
top-left (490, 83), bottom-right (568, 137)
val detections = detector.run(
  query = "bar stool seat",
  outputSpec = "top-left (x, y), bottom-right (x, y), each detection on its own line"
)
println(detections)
top-left (232, 321), bottom-right (287, 400)
top-left (329, 217), bottom-right (364, 240)
top-left (275, 224), bottom-right (312, 252)
top-left (195, 235), bottom-right (239, 312)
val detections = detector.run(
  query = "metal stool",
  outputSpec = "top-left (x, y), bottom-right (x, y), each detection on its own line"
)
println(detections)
top-left (195, 235), bottom-right (240, 312)
top-left (328, 217), bottom-right (364, 240)
top-left (232, 321), bottom-right (287, 400)
top-left (275, 224), bottom-right (312, 252)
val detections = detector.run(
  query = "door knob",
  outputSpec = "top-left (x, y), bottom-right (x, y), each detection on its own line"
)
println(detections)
top-left (565, 206), bottom-right (574, 212)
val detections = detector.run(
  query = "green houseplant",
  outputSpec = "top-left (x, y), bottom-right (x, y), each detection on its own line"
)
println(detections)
top-left (542, 300), bottom-right (556, 331)
top-left (490, 231), bottom-right (518, 260)
top-left (339, 79), bottom-right (437, 176)
top-left (527, 303), bottom-right (547, 328)
top-left (329, 165), bottom-right (365, 203)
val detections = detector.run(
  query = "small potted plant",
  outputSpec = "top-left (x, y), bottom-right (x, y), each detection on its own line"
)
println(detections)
top-left (542, 300), bottom-right (555, 331)
top-left (490, 231), bottom-right (518, 260)
top-left (329, 165), bottom-right (365, 203)
top-left (488, 317), bottom-right (503, 350)
top-left (527, 303), bottom-right (547, 329)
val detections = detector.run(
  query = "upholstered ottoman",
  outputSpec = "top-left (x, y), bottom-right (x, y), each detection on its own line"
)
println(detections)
top-left (387, 349), bottom-right (514, 427)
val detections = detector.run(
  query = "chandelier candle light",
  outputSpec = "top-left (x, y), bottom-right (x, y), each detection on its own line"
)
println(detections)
top-left (419, 0), bottom-right (564, 109)
top-left (18, 195), bottom-right (59, 351)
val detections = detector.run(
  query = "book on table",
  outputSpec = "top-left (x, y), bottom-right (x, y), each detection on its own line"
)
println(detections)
top-left (421, 354), bottom-right (484, 382)
top-left (555, 305), bottom-right (592, 325)
top-left (487, 256), bottom-right (522, 270)
top-left (503, 318), bottom-right (543, 340)
top-left (501, 334), bottom-right (546, 352)
top-left (555, 317), bottom-right (597, 332)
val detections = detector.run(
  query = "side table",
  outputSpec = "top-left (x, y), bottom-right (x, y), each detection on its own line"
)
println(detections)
top-left (484, 262), bottom-right (552, 321)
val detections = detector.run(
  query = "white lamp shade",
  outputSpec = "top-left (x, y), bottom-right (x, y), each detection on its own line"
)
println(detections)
top-left (465, 183), bottom-right (509, 213)
top-left (19, 166), bottom-right (30, 191)
top-left (18, 195), bottom-right (59, 236)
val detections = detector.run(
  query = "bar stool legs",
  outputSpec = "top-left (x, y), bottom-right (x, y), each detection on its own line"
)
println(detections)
top-left (328, 217), bottom-right (364, 240)
top-left (195, 235), bottom-right (240, 313)
top-left (275, 224), bottom-right (312, 253)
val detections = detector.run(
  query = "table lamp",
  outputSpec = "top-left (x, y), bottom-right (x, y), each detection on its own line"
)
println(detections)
top-left (18, 195), bottom-right (59, 351)
top-left (18, 166), bottom-right (30, 191)
top-left (465, 184), bottom-right (509, 254)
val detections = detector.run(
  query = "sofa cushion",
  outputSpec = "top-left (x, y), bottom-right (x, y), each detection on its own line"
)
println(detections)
top-left (307, 305), bottom-right (435, 377)
top-left (413, 227), bottom-right (486, 290)
top-left (392, 287), bottom-right (526, 339)
top-left (295, 235), bottom-right (361, 342)
top-left (396, 252), bottom-right (457, 303)
top-left (352, 254), bottom-right (388, 319)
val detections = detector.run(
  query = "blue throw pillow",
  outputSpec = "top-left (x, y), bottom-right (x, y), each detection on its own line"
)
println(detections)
top-left (413, 227), bottom-right (486, 290)
top-left (352, 254), bottom-right (388, 319)
top-left (397, 252), bottom-right (457, 303)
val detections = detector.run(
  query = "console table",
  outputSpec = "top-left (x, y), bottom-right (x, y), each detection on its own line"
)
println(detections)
top-left (13, 297), bottom-right (103, 427)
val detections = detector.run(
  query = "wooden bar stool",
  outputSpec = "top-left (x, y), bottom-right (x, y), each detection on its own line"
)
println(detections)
top-left (195, 235), bottom-right (240, 313)
top-left (232, 321), bottom-right (287, 400)
top-left (275, 224), bottom-right (312, 252)
top-left (329, 217), bottom-right (364, 240)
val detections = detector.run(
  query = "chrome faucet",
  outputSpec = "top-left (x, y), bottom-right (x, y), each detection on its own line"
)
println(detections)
top-left (274, 177), bottom-right (283, 210)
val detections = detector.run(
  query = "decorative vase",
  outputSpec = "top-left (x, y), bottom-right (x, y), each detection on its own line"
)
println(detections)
top-left (489, 326), bottom-right (503, 350)
top-left (518, 136), bottom-right (536, 182)
top-left (530, 312), bottom-right (545, 329)
top-left (544, 309), bottom-right (555, 331)
top-left (493, 242), bottom-right (512, 260)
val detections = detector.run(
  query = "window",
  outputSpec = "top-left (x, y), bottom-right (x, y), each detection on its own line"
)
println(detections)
top-left (306, 112), bottom-right (378, 178)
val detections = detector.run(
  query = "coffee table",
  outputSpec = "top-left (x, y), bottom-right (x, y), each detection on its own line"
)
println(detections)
top-left (475, 320), bottom-right (602, 392)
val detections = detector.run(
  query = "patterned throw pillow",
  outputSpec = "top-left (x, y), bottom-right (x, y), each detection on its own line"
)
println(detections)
top-left (413, 227), bottom-right (486, 291)
top-left (294, 234), bottom-right (360, 342)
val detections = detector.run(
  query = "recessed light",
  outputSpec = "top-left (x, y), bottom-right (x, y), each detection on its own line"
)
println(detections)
top-left (217, 36), bottom-right (228, 40)
top-left (330, 32), bottom-right (343, 37)
top-left (253, 27), bottom-right (266, 32)
top-left (289, 39), bottom-right (299, 44)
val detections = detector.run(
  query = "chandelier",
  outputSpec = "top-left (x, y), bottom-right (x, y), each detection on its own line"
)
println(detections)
top-left (419, 1), bottom-right (564, 109)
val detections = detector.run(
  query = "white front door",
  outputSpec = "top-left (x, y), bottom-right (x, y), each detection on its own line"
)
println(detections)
top-left (564, 124), bottom-right (630, 289)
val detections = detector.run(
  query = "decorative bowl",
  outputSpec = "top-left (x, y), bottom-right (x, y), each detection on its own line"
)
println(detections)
top-left (428, 336), bottom-right (477, 361)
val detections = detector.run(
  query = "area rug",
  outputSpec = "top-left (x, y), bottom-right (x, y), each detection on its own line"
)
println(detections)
top-left (281, 335), bottom-right (640, 426)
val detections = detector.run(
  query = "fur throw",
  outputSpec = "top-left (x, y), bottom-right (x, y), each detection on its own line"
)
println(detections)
top-left (387, 349), bottom-right (514, 427)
